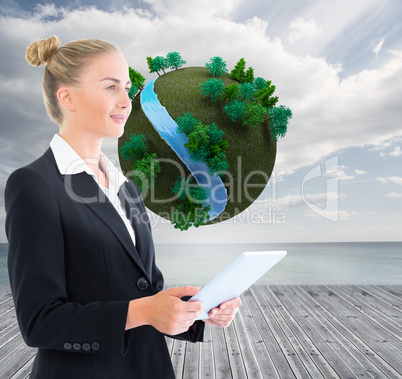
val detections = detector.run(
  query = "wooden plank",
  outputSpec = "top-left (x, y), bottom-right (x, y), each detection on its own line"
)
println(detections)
top-left (284, 285), bottom-right (388, 378)
top-left (199, 324), bottom-right (215, 379)
top-left (0, 311), bottom-right (18, 341)
top-left (270, 285), bottom-right (350, 378)
top-left (252, 286), bottom-right (315, 378)
top-left (0, 325), bottom-right (22, 350)
top-left (223, 321), bottom-right (247, 379)
top-left (0, 297), bottom-right (14, 317)
top-left (211, 322), bottom-right (232, 379)
top-left (0, 331), bottom-right (28, 361)
top-left (165, 335), bottom-right (174, 356)
top-left (183, 338), bottom-right (200, 378)
top-left (171, 338), bottom-right (186, 378)
top-left (303, 285), bottom-right (402, 377)
top-left (383, 285), bottom-right (402, 298)
top-left (0, 341), bottom-right (36, 379)
top-left (0, 286), bottom-right (12, 303)
top-left (229, 304), bottom-right (262, 379)
top-left (240, 289), bottom-right (281, 378)
top-left (1, 286), bottom-right (401, 378)
top-left (334, 285), bottom-right (401, 335)
top-left (361, 285), bottom-right (402, 311)
top-left (326, 286), bottom-right (402, 352)
top-left (9, 355), bottom-right (35, 379)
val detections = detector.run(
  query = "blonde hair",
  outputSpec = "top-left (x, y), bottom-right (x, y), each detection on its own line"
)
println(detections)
top-left (25, 36), bottom-right (119, 124)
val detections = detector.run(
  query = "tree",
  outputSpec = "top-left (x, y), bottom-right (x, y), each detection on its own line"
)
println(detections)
top-left (172, 176), bottom-right (210, 204)
top-left (244, 66), bottom-right (255, 83)
top-left (223, 100), bottom-right (245, 122)
top-left (119, 133), bottom-right (148, 161)
top-left (243, 102), bottom-right (267, 128)
top-left (128, 67), bottom-right (145, 100)
top-left (254, 77), bottom-right (267, 91)
top-left (171, 203), bottom-right (211, 231)
top-left (129, 67), bottom-right (145, 90)
top-left (238, 83), bottom-right (256, 103)
top-left (205, 56), bottom-right (227, 77)
top-left (176, 112), bottom-right (199, 135)
top-left (131, 153), bottom-right (161, 192)
top-left (268, 105), bottom-right (292, 141)
top-left (146, 56), bottom-right (157, 75)
top-left (152, 56), bottom-right (167, 75)
top-left (208, 123), bottom-right (225, 145)
top-left (166, 52), bottom-right (186, 70)
top-left (171, 176), bottom-right (211, 231)
top-left (186, 123), bottom-right (210, 161)
top-left (128, 84), bottom-right (140, 100)
top-left (230, 58), bottom-right (246, 82)
top-left (208, 151), bottom-right (230, 175)
top-left (222, 84), bottom-right (239, 101)
top-left (176, 112), bottom-right (228, 175)
top-left (255, 80), bottom-right (279, 109)
top-left (200, 78), bottom-right (224, 102)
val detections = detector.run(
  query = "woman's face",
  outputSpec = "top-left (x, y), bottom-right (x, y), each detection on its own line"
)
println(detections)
top-left (69, 51), bottom-right (132, 139)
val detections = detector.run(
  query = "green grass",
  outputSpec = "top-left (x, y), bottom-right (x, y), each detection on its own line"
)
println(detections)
top-left (119, 67), bottom-right (276, 225)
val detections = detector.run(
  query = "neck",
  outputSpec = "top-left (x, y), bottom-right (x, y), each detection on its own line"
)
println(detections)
top-left (58, 129), bottom-right (103, 167)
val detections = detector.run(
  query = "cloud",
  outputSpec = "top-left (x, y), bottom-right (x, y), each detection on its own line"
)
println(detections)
top-left (0, 1), bottom-right (402, 243)
top-left (267, 192), bottom-right (345, 209)
top-left (389, 176), bottom-right (402, 185)
top-left (376, 137), bottom-right (402, 157)
top-left (377, 176), bottom-right (402, 185)
top-left (0, 3), bottom-right (401, 176)
top-left (372, 36), bottom-right (386, 56)
top-left (355, 169), bottom-right (367, 175)
top-left (327, 165), bottom-right (354, 180)
top-left (143, 0), bottom-right (241, 18)
top-left (306, 209), bottom-right (359, 221)
top-left (386, 192), bottom-right (402, 198)
top-left (288, 18), bottom-right (321, 44)
top-left (390, 146), bottom-right (402, 157)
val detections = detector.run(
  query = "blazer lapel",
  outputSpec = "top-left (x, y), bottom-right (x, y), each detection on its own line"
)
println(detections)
top-left (118, 181), bottom-right (151, 267)
top-left (70, 173), bottom-right (147, 273)
top-left (44, 149), bottom-right (147, 274)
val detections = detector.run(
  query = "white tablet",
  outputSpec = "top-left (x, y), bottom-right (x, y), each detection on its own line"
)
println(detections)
top-left (189, 250), bottom-right (287, 320)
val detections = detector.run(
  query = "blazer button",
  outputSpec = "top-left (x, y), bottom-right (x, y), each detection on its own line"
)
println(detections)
top-left (137, 277), bottom-right (149, 290)
top-left (82, 343), bottom-right (91, 351)
top-left (73, 343), bottom-right (81, 351)
top-left (92, 342), bottom-right (100, 351)
top-left (63, 342), bottom-right (72, 350)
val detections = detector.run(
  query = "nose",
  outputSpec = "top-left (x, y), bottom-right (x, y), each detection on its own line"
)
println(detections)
top-left (118, 90), bottom-right (132, 109)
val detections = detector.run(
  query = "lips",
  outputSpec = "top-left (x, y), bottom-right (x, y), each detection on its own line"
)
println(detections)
top-left (111, 114), bottom-right (125, 120)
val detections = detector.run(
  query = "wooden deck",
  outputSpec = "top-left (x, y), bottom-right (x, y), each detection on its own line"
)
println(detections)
top-left (1, 285), bottom-right (401, 378)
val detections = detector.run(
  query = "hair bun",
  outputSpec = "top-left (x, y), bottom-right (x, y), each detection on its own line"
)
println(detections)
top-left (25, 35), bottom-right (61, 67)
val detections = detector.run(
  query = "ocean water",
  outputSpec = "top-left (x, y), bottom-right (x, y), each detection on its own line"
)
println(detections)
top-left (1, 241), bottom-right (401, 286)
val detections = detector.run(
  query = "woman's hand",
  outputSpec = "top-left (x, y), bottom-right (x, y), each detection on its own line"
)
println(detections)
top-left (203, 297), bottom-right (241, 328)
top-left (126, 286), bottom-right (204, 335)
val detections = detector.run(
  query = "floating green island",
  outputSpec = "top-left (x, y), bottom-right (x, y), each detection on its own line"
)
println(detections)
top-left (118, 56), bottom-right (291, 230)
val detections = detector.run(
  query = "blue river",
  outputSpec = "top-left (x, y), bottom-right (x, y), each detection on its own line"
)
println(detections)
top-left (140, 79), bottom-right (227, 220)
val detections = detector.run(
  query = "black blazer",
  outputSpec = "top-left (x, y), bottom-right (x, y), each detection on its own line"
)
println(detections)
top-left (5, 148), bottom-right (204, 379)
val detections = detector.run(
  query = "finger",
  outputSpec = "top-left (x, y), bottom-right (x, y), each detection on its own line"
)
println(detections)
top-left (167, 286), bottom-right (201, 299)
top-left (209, 307), bottom-right (239, 319)
top-left (219, 297), bottom-right (242, 310)
top-left (183, 300), bottom-right (204, 313)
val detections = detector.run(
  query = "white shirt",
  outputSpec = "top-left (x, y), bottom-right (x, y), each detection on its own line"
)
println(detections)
top-left (50, 134), bottom-right (136, 246)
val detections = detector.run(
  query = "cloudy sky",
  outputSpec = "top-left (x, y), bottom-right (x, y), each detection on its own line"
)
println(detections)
top-left (0, 0), bottom-right (401, 244)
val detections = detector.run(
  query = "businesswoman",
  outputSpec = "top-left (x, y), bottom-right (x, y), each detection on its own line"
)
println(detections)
top-left (5, 36), bottom-right (241, 378)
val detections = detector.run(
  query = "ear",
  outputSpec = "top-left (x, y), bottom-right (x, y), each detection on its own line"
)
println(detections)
top-left (57, 87), bottom-right (76, 112)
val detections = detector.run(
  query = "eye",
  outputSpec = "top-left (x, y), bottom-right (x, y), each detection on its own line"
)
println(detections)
top-left (107, 85), bottom-right (116, 91)
top-left (125, 87), bottom-right (130, 93)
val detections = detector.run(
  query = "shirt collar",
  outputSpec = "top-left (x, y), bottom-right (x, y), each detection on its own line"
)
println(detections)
top-left (49, 134), bottom-right (128, 191)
